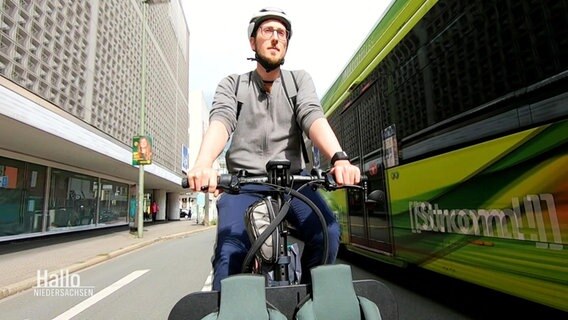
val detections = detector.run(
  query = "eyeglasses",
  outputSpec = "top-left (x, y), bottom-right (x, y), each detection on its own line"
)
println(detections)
top-left (258, 26), bottom-right (288, 42)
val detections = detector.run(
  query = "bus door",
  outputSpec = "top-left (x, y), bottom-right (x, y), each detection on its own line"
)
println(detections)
top-left (364, 159), bottom-right (393, 254)
top-left (347, 157), bottom-right (393, 254)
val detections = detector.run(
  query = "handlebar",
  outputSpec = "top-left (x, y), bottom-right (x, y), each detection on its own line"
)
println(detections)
top-left (181, 162), bottom-right (366, 280)
top-left (181, 171), bottom-right (367, 194)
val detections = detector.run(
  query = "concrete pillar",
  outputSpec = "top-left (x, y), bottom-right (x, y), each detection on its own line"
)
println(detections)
top-left (155, 189), bottom-right (167, 221)
top-left (167, 192), bottom-right (181, 220)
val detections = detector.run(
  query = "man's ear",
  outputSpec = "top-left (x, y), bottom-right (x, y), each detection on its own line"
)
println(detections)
top-left (249, 37), bottom-right (256, 51)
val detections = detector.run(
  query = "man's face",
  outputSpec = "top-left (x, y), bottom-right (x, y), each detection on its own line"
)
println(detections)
top-left (139, 138), bottom-right (148, 152)
top-left (250, 19), bottom-right (288, 66)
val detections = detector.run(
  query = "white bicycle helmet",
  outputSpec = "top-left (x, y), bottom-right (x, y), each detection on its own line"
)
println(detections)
top-left (248, 7), bottom-right (292, 40)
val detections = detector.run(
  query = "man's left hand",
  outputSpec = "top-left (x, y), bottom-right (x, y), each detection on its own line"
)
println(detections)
top-left (329, 160), bottom-right (361, 185)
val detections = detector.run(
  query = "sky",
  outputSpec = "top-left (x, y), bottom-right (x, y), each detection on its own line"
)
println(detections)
top-left (181, 1), bottom-right (392, 106)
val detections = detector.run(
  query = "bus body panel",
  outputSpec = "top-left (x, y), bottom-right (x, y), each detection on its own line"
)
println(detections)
top-left (386, 120), bottom-right (568, 310)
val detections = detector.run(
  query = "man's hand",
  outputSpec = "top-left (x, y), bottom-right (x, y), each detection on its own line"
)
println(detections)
top-left (329, 160), bottom-right (361, 186)
top-left (186, 166), bottom-right (220, 196)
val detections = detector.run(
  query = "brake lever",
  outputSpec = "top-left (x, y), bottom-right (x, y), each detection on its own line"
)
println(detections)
top-left (324, 173), bottom-right (338, 191)
top-left (310, 167), bottom-right (325, 179)
top-left (324, 173), bottom-right (367, 192)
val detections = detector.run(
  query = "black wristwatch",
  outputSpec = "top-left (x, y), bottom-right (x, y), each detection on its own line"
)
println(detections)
top-left (331, 151), bottom-right (350, 165)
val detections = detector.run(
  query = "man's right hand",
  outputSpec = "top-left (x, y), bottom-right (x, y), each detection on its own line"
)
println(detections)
top-left (186, 166), bottom-right (220, 196)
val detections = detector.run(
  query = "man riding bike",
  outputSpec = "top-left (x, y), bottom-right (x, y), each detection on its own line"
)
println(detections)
top-left (185, 7), bottom-right (361, 291)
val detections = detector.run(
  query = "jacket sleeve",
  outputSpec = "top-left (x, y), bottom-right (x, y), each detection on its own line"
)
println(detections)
top-left (293, 70), bottom-right (326, 138)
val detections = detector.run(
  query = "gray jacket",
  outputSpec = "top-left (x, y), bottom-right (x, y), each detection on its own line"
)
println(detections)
top-left (210, 69), bottom-right (325, 175)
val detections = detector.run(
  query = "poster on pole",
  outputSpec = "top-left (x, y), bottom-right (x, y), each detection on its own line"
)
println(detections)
top-left (132, 135), bottom-right (153, 165)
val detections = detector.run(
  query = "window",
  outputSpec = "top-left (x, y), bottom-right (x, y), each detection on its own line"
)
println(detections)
top-left (49, 169), bottom-right (98, 229)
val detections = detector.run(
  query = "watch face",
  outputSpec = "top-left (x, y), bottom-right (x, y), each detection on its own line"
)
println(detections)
top-left (332, 151), bottom-right (349, 164)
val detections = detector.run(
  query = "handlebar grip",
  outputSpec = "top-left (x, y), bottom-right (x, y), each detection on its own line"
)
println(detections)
top-left (180, 175), bottom-right (234, 191)
top-left (218, 174), bottom-right (233, 186)
top-left (180, 177), bottom-right (212, 190)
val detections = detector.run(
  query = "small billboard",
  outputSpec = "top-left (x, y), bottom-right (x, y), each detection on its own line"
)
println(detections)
top-left (132, 135), bottom-right (153, 165)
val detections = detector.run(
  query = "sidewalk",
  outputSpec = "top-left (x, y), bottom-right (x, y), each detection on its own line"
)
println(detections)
top-left (0, 219), bottom-right (214, 300)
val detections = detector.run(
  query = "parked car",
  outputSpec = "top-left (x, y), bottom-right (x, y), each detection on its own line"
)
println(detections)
top-left (180, 208), bottom-right (191, 219)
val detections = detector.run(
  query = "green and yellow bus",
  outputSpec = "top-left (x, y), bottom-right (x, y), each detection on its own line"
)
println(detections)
top-left (319, 0), bottom-right (567, 311)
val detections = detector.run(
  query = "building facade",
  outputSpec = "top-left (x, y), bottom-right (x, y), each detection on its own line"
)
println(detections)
top-left (0, 0), bottom-right (189, 240)
top-left (185, 91), bottom-right (227, 225)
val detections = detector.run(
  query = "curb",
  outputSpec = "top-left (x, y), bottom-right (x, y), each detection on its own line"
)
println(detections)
top-left (0, 226), bottom-right (215, 300)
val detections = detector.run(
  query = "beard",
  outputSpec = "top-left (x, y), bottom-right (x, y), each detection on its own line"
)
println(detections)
top-left (255, 51), bottom-right (285, 73)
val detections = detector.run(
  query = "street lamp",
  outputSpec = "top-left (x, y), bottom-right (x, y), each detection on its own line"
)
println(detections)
top-left (137, 0), bottom-right (170, 238)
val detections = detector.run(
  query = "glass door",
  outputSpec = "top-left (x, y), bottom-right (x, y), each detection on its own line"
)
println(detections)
top-left (0, 157), bottom-right (46, 236)
top-left (23, 163), bottom-right (47, 233)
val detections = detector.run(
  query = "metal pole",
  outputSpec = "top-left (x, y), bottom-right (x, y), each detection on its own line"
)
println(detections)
top-left (137, 2), bottom-right (148, 238)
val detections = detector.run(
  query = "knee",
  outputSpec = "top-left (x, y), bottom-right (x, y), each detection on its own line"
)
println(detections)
top-left (328, 220), bottom-right (340, 239)
top-left (214, 237), bottom-right (248, 271)
top-left (304, 220), bottom-right (340, 247)
top-left (213, 240), bottom-right (248, 291)
top-left (215, 238), bottom-right (247, 261)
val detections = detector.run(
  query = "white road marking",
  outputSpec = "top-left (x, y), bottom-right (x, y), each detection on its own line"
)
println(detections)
top-left (52, 269), bottom-right (150, 320)
top-left (201, 271), bottom-right (213, 291)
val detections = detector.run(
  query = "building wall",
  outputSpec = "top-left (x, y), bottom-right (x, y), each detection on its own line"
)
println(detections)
top-left (0, 0), bottom-right (190, 239)
top-left (0, 0), bottom-right (189, 174)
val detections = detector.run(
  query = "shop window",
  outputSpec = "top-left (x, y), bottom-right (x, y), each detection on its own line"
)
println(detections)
top-left (48, 169), bottom-right (98, 230)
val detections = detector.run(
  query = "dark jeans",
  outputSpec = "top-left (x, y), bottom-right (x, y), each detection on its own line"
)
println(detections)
top-left (212, 184), bottom-right (340, 291)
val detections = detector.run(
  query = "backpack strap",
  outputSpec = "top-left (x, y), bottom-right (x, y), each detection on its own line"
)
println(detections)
top-left (281, 70), bottom-right (310, 164)
top-left (235, 71), bottom-right (253, 121)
